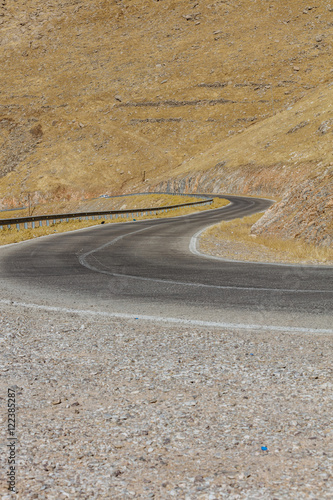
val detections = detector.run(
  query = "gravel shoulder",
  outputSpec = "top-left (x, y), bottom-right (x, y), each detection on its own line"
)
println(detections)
top-left (1, 303), bottom-right (332, 499)
top-left (198, 218), bottom-right (333, 267)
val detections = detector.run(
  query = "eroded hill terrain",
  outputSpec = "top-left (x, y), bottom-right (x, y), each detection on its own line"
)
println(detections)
top-left (0, 0), bottom-right (332, 245)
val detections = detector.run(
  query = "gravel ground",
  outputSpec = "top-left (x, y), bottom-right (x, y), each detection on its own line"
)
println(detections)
top-left (0, 303), bottom-right (332, 499)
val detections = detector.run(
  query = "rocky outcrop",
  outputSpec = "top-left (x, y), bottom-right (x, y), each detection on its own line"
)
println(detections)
top-left (154, 162), bottom-right (316, 199)
top-left (250, 168), bottom-right (333, 247)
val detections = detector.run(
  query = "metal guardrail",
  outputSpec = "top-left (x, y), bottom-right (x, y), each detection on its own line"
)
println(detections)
top-left (0, 197), bottom-right (213, 230)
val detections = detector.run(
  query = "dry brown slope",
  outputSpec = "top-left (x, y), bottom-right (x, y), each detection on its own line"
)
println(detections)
top-left (1, 0), bottom-right (333, 209)
top-left (155, 82), bottom-right (333, 246)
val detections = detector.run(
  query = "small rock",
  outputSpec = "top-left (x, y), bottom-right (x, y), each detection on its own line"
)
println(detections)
top-left (317, 120), bottom-right (332, 134)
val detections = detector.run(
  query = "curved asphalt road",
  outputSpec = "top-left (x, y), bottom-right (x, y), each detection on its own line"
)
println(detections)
top-left (1, 195), bottom-right (332, 332)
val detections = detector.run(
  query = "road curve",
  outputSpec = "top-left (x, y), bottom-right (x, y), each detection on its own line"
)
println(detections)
top-left (0, 195), bottom-right (332, 332)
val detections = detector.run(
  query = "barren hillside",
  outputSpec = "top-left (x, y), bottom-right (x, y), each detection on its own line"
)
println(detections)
top-left (0, 0), bottom-right (332, 244)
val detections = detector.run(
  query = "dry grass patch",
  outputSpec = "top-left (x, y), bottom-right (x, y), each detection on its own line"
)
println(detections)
top-left (200, 213), bottom-right (333, 266)
top-left (0, 219), bottom-right (101, 245)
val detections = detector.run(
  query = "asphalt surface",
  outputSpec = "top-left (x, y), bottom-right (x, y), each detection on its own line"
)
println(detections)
top-left (1, 195), bottom-right (332, 331)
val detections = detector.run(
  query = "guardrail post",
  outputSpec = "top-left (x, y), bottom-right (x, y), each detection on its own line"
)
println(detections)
top-left (16, 223), bottom-right (20, 230)
top-left (0, 225), bottom-right (2, 230)
top-left (32, 221), bottom-right (35, 229)
top-left (46, 220), bottom-right (49, 227)
top-left (53, 219), bottom-right (56, 225)
top-left (39, 221), bottom-right (43, 227)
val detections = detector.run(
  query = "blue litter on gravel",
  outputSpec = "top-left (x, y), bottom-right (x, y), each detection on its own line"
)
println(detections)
top-left (261, 446), bottom-right (268, 451)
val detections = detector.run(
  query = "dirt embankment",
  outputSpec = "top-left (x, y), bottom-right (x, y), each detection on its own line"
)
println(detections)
top-left (251, 169), bottom-right (333, 248)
